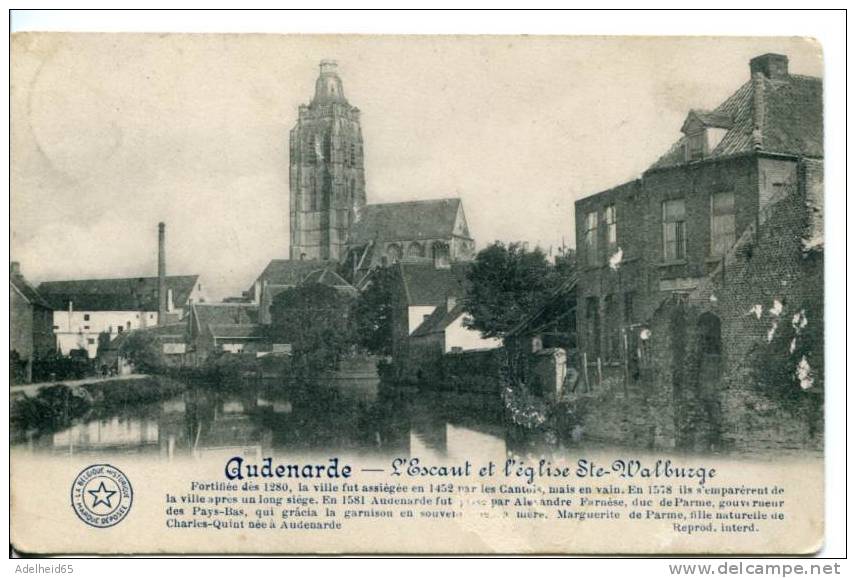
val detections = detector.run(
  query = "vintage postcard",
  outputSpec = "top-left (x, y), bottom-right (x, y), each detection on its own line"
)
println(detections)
top-left (10, 33), bottom-right (824, 555)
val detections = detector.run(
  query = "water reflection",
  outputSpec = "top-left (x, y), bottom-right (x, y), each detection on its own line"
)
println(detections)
top-left (18, 378), bottom-right (547, 461)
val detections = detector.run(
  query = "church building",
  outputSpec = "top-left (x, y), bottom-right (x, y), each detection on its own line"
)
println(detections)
top-left (289, 60), bottom-right (367, 263)
top-left (285, 60), bottom-right (475, 282)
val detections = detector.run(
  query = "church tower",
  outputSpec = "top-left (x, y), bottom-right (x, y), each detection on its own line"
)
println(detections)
top-left (289, 60), bottom-right (366, 262)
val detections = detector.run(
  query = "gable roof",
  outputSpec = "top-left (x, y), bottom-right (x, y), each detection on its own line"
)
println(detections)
top-left (252, 259), bottom-right (331, 287)
top-left (650, 72), bottom-right (822, 170)
top-left (38, 275), bottom-right (199, 312)
top-left (397, 262), bottom-right (471, 306)
top-left (348, 198), bottom-right (468, 245)
top-left (681, 109), bottom-right (734, 132)
top-left (10, 273), bottom-right (52, 309)
top-left (410, 302), bottom-right (467, 338)
top-left (192, 302), bottom-right (258, 334)
top-left (301, 268), bottom-right (358, 296)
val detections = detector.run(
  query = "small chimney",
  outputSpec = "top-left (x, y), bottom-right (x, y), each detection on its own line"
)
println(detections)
top-left (158, 222), bottom-right (167, 326)
top-left (750, 53), bottom-right (789, 81)
top-left (446, 294), bottom-right (457, 312)
top-left (10, 262), bottom-right (20, 276)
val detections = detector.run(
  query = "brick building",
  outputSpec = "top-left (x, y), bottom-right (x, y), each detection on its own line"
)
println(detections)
top-left (574, 54), bottom-right (821, 371)
top-left (571, 53), bottom-right (823, 451)
top-left (9, 262), bottom-right (55, 383)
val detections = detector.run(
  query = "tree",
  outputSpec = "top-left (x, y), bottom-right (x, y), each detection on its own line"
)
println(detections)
top-left (269, 283), bottom-right (355, 375)
top-left (118, 330), bottom-right (164, 373)
top-left (349, 266), bottom-right (396, 356)
top-left (463, 241), bottom-right (565, 338)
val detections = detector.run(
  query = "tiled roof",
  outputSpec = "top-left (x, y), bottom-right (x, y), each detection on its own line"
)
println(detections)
top-left (209, 324), bottom-right (264, 339)
top-left (38, 275), bottom-right (199, 312)
top-left (649, 72), bottom-right (822, 170)
top-left (253, 259), bottom-right (331, 287)
top-left (10, 273), bottom-right (52, 309)
top-left (398, 262), bottom-right (470, 306)
top-left (348, 198), bottom-right (467, 245)
top-left (682, 109), bottom-right (734, 131)
top-left (193, 302), bottom-right (258, 330)
top-left (410, 302), bottom-right (466, 338)
top-left (301, 268), bottom-right (357, 296)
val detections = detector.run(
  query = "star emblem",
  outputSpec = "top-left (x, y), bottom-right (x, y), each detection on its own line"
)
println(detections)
top-left (87, 481), bottom-right (117, 509)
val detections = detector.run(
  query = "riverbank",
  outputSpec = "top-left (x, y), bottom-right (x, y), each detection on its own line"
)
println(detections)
top-left (10, 373), bottom-right (150, 398)
top-left (10, 374), bottom-right (188, 442)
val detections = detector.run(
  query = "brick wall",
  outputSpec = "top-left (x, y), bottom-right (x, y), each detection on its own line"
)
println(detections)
top-left (645, 159), bottom-right (823, 452)
top-left (572, 155), bottom-right (822, 453)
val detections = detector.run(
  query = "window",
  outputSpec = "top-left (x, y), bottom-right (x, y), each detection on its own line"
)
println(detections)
top-left (83, 325), bottom-right (90, 331)
top-left (350, 143), bottom-right (357, 166)
top-left (83, 314), bottom-right (90, 321)
top-left (710, 191), bottom-right (736, 256)
top-left (386, 244), bottom-right (402, 264)
top-left (662, 199), bottom-right (687, 261)
top-left (584, 211), bottom-right (598, 266)
top-left (87, 338), bottom-right (95, 345)
top-left (117, 326), bottom-right (123, 334)
top-left (686, 132), bottom-right (705, 161)
top-left (407, 242), bottom-right (425, 259)
top-left (604, 204), bottom-right (617, 251)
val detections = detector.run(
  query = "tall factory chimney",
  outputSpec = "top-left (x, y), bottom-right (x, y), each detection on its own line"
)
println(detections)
top-left (158, 222), bottom-right (167, 326)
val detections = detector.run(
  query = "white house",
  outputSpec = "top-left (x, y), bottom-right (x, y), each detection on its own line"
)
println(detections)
top-left (409, 299), bottom-right (502, 357)
top-left (39, 275), bottom-right (205, 358)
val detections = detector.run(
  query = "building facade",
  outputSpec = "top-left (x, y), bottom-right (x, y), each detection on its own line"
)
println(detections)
top-left (574, 53), bottom-right (822, 372)
top-left (570, 53), bottom-right (823, 451)
top-left (10, 262), bottom-right (55, 383)
top-left (289, 60), bottom-right (366, 262)
top-left (39, 275), bottom-right (204, 358)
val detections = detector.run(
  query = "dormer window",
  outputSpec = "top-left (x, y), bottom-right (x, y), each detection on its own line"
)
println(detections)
top-left (686, 132), bottom-right (706, 161)
top-left (681, 110), bottom-right (732, 162)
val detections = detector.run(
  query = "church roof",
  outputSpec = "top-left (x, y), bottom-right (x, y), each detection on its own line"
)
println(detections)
top-left (649, 71), bottom-right (822, 170)
top-left (348, 198), bottom-right (468, 245)
top-left (38, 275), bottom-right (199, 312)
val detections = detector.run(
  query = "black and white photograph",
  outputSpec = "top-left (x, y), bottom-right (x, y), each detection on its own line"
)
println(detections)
top-left (7, 12), bottom-right (844, 559)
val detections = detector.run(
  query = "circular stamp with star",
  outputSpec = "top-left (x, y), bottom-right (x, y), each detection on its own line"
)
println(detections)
top-left (70, 464), bottom-right (133, 528)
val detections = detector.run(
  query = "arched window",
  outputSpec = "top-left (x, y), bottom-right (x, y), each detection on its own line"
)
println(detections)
top-left (386, 244), bottom-right (402, 264)
top-left (407, 242), bottom-right (425, 259)
top-left (431, 241), bottom-right (450, 268)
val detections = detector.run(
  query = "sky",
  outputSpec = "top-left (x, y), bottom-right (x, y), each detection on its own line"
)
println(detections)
top-left (11, 34), bottom-right (822, 300)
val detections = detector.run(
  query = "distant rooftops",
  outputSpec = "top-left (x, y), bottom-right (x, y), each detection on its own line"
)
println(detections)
top-left (38, 275), bottom-right (200, 312)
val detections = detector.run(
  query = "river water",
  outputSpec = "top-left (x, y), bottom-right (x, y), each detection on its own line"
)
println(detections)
top-left (14, 377), bottom-right (560, 461)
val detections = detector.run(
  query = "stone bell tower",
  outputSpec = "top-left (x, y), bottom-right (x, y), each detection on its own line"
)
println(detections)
top-left (289, 60), bottom-right (366, 262)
